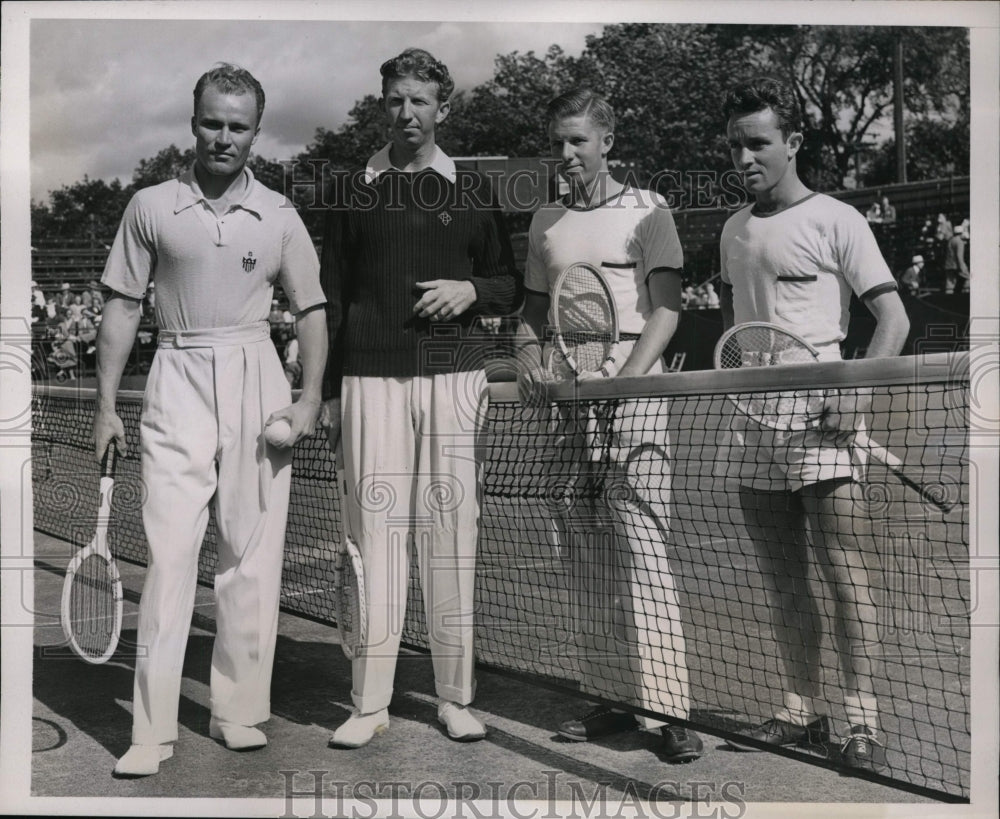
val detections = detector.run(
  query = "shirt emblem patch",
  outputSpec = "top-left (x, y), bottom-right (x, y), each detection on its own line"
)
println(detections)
top-left (242, 251), bottom-right (257, 273)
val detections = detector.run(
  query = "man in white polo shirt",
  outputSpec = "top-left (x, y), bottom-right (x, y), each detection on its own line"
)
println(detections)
top-left (92, 63), bottom-right (327, 777)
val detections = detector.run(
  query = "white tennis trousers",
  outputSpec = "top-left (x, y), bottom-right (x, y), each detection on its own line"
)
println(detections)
top-left (340, 370), bottom-right (488, 714)
top-left (548, 342), bottom-right (690, 726)
top-left (131, 323), bottom-right (292, 744)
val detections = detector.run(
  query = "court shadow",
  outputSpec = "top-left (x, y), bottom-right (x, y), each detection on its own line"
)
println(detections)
top-left (31, 629), bottom-right (216, 764)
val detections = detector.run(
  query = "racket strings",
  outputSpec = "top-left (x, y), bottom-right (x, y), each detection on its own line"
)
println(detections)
top-left (68, 554), bottom-right (118, 658)
top-left (556, 266), bottom-right (616, 374)
top-left (718, 324), bottom-right (828, 431)
top-left (717, 325), bottom-right (818, 370)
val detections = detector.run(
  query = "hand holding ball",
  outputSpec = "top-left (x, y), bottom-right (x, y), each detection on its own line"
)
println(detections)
top-left (264, 419), bottom-right (294, 448)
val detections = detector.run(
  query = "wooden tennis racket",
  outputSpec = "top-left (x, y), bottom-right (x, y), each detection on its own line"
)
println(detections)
top-left (334, 464), bottom-right (367, 659)
top-left (546, 262), bottom-right (626, 555)
top-left (550, 262), bottom-right (621, 379)
top-left (714, 322), bottom-right (955, 513)
top-left (60, 442), bottom-right (124, 663)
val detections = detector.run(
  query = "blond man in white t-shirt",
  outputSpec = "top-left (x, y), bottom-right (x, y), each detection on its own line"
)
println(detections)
top-left (718, 76), bottom-right (909, 772)
top-left (518, 89), bottom-right (701, 764)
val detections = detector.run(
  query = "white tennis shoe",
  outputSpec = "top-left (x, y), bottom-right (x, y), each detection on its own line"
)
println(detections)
top-left (329, 708), bottom-right (390, 748)
top-left (209, 717), bottom-right (267, 750)
top-left (113, 743), bottom-right (174, 777)
top-left (437, 701), bottom-right (486, 741)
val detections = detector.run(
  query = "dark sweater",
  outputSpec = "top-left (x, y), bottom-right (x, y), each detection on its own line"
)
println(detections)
top-left (320, 167), bottom-right (522, 400)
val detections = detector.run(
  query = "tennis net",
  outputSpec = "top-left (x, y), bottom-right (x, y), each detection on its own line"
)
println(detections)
top-left (31, 349), bottom-right (970, 800)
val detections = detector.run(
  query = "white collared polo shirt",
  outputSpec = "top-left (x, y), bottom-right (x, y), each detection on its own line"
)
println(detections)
top-left (103, 167), bottom-right (324, 331)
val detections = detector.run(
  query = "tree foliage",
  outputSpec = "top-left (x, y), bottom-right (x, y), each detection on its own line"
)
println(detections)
top-left (32, 24), bottom-right (970, 242)
top-left (131, 145), bottom-right (196, 190)
top-left (288, 23), bottom-right (968, 203)
top-left (31, 176), bottom-right (132, 243)
top-left (727, 25), bottom-right (969, 189)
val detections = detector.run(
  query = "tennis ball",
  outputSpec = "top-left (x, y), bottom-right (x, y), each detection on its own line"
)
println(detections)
top-left (264, 419), bottom-right (294, 448)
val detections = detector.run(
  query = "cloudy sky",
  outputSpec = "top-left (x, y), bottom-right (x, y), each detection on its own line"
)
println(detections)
top-left (23, 2), bottom-right (997, 205)
top-left (29, 17), bottom-right (603, 202)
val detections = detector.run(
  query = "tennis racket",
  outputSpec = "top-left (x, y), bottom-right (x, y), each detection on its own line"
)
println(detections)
top-left (550, 262), bottom-right (623, 460)
top-left (60, 442), bottom-right (124, 663)
top-left (550, 262), bottom-right (621, 379)
top-left (334, 464), bottom-right (367, 659)
top-left (714, 322), bottom-right (955, 513)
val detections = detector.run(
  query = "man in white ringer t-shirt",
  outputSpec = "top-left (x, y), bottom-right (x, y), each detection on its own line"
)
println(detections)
top-left (718, 76), bottom-right (910, 772)
top-left (517, 89), bottom-right (702, 764)
top-left (92, 63), bottom-right (328, 777)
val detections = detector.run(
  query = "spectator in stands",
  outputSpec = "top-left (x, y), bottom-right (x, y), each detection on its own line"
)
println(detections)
top-left (943, 228), bottom-right (969, 294)
top-left (66, 293), bottom-right (86, 325)
top-left (879, 195), bottom-right (896, 224)
top-left (899, 255), bottom-right (924, 296)
top-left (268, 298), bottom-right (286, 347)
top-left (31, 281), bottom-right (46, 323)
top-left (864, 199), bottom-right (882, 224)
top-left (957, 217), bottom-right (971, 272)
top-left (682, 284), bottom-right (696, 309)
top-left (935, 212), bottom-right (954, 243)
top-left (919, 217), bottom-right (936, 254)
top-left (56, 282), bottom-right (74, 315)
top-left (703, 281), bottom-right (720, 309)
top-left (50, 319), bottom-right (80, 381)
top-left (85, 280), bottom-right (106, 316)
top-left (77, 313), bottom-right (99, 356)
top-left (695, 283), bottom-right (712, 308)
top-left (142, 281), bottom-right (156, 320)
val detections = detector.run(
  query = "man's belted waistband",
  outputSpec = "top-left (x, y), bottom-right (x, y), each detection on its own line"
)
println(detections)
top-left (157, 321), bottom-right (271, 349)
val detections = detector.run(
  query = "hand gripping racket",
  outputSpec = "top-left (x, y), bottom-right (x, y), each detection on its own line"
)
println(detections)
top-left (334, 464), bottom-right (367, 659)
top-left (60, 442), bottom-right (124, 663)
top-left (550, 261), bottom-right (623, 455)
top-left (714, 322), bottom-right (955, 513)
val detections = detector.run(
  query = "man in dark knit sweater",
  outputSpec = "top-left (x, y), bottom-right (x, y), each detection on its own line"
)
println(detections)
top-left (319, 48), bottom-right (522, 748)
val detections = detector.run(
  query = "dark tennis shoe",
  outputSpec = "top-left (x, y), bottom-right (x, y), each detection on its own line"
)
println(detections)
top-left (725, 716), bottom-right (829, 751)
top-left (660, 725), bottom-right (703, 763)
top-left (840, 726), bottom-right (887, 772)
top-left (557, 706), bottom-right (639, 741)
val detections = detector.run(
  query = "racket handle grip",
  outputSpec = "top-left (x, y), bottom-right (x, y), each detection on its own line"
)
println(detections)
top-left (855, 431), bottom-right (956, 514)
top-left (101, 441), bottom-right (117, 479)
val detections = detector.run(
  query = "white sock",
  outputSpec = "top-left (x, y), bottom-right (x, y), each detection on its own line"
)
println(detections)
top-left (844, 694), bottom-right (879, 735)
top-left (773, 692), bottom-right (819, 726)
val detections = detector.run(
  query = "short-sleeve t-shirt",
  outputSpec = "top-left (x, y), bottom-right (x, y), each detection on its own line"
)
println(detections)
top-left (525, 187), bottom-right (683, 336)
top-left (720, 193), bottom-right (896, 355)
top-left (102, 167), bottom-right (325, 332)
